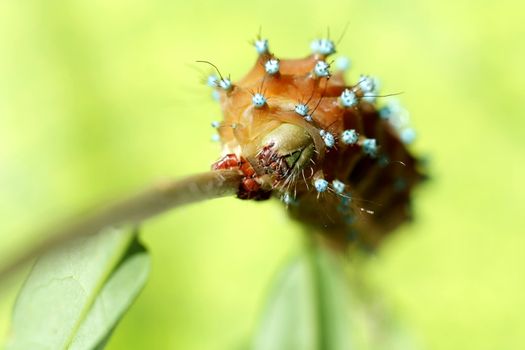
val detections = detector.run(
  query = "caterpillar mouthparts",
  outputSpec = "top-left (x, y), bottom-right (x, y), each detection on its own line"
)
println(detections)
top-left (208, 34), bottom-right (425, 249)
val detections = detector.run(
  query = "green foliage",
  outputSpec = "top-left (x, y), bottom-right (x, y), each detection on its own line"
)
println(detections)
top-left (253, 244), bottom-right (353, 350)
top-left (253, 244), bottom-right (422, 350)
top-left (6, 228), bottom-right (150, 350)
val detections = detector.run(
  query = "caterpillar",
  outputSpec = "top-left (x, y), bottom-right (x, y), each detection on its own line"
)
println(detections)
top-left (207, 34), bottom-right (425, 249)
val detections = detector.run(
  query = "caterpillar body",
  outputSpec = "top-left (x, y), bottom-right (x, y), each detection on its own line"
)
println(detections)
top-left (208, 36), bottom-right (425, 249)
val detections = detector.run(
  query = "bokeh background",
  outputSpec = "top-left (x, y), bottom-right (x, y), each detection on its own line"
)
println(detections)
top-left (1, 0), bottom-right (524, 349)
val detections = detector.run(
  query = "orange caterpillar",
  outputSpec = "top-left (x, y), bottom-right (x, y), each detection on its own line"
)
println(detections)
top-left (208, 35), bottom-right (425, 248)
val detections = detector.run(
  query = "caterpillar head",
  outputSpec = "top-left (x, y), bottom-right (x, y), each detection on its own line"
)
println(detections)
top-left (208, 35), bottom-right (425, 249)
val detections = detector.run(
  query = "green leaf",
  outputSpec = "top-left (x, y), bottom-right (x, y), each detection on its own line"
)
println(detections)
top-left (6, 227), bottom-right (150, 350)
top-left (252, 245), bottom-right (353, 350)
top-left (312, 246), bottom-right (355, 350)
top-left (252, 255), bottom-right (317, 350)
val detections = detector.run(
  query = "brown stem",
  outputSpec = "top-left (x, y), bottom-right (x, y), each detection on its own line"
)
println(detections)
top-left (0, 170), bottom-right (242, 285)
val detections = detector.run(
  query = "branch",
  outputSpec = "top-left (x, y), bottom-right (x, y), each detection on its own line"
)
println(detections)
top-left (0, 170), bottom-right (243, 285)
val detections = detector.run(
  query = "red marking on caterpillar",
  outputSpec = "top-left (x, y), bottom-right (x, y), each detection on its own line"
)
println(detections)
top-left (212, 154), bottom-right (271, 200)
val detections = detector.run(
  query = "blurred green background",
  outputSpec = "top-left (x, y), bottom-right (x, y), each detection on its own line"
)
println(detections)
top-left (1, 0), bottom-right (524, 349)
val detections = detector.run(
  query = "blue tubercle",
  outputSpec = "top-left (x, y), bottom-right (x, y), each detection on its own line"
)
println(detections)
top-left (362, 138), bottom-right (378, 157)
top-left (357, 75), bottom-right (378, 93)
top-left (339, 89), bottom-right (357, 108)
top-left (314, 179), bottom-right (329, 193)
top-left (314, 60), bottom-right (330, 77)
top-left (337, 196), bottom-right (352, 215)
top-left (281, 192), bottom-right (295, 205)
top-left (255, 39), bottom-right (269, 54)
top-left (379, 99), bottom-right (403, 120)
top-left (332, 180), bottom-right (346, 194)
top-left (294, 103), bottom-right (309, 116)
top-left (207, 75), bottom-right (219, 87)
top-left (340, 196), bottom-right (352, 207)
top-left (335, 56), bottom-right (351, 71)
top-left (320, 130), bottom-right (335, 148)
top-left (219, 78), bottom-right (232, 91)
top-left (310, 38), bottom-right (336, 56)
top-left (341, 129), bottom-right (359, 145)
top-left (400, 128), bottom-right (416, 144)
top-left (252, 93), bottom-right (267, 108)
top-left (265, 59), bottom-right (279, 75)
